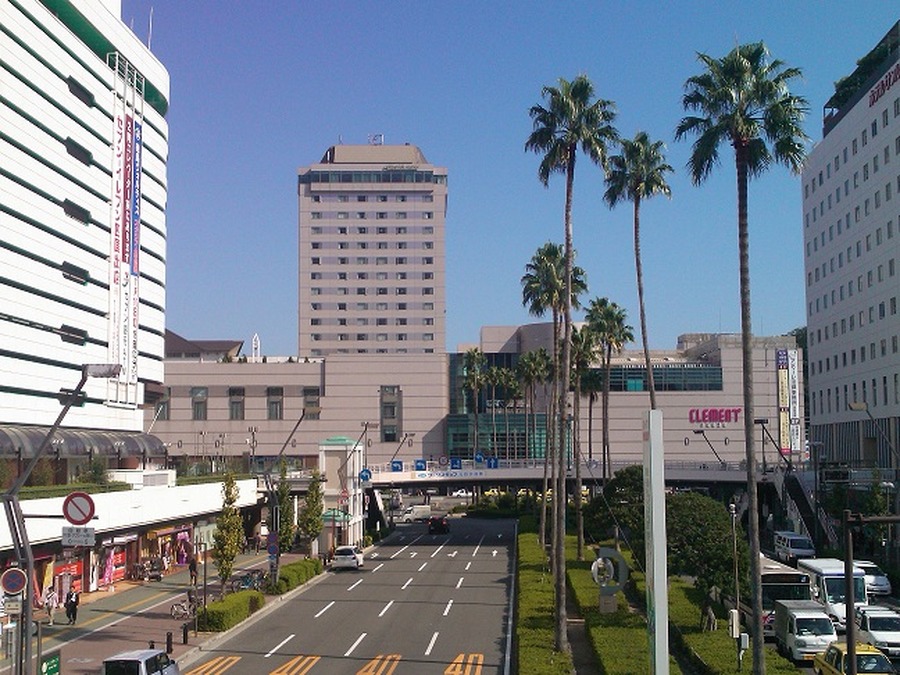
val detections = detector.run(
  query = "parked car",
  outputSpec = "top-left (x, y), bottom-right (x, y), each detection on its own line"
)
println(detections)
top-left (451, 489), bottom-right (473, 498)
top-left (812, 642), bottom-right (895, 675)
top-left (427, 515), bottom-right (449, 534)
top-left (332, 545), bottom-right (364, 570)
top-left (856, 605), bottom-right (900, 658)
top-left (102, 649), bottom-right (180, 675)
top-left (857, 560), bottom-right (893, 597)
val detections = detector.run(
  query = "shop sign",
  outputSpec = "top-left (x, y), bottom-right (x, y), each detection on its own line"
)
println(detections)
top-left (688, 407), bottom-right (741, 428)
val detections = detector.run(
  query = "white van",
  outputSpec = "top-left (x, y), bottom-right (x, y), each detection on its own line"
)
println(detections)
top-left (774, 531), bottom-right (816, 564)
top-left (402, 505), bottom-right (431, 522)
top-left (797, 557), bottom-right (867, 630)
top-left (773, 599), bottom-right (837, 662)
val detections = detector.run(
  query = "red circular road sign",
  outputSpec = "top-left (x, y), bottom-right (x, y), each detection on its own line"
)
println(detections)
top-left (62, 491), bottom-right (95, 526)
top-left (1, 568), bottom-right (27, 595)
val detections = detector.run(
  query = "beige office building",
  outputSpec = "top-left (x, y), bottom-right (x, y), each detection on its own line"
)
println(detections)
top-left (297, 143), bottom-right (447, 357)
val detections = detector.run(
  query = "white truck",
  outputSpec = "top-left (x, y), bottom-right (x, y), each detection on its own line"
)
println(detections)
top-left (773, 599), bottom-right (837, 662)
top-left (401, 504), bottom-right (431, 522)
top-left (797, 557), bottom-right (867, 630)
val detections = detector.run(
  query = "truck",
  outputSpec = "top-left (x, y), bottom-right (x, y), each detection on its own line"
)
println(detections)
top-left (797, 557), bottom-right (868, 631)
top-left (773, 599), bottom-right (837, 662)
top-left (401, 504), bottom-right (431, 522)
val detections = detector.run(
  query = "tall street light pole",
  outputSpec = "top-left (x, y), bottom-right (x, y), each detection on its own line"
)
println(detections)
top-left (730, 502), bottom-right (741, 672)
top-left (1, 363), bottom-right (120, 675)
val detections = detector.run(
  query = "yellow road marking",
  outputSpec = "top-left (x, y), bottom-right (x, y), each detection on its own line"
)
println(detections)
top-left (357, 653), bottom-right (401, 674)
top-left (270, 654), bottom-right (321, 674)
top-left (183, 655), bottom-right (241, 675)
top-left (445, 653), bottom-right (483, 675)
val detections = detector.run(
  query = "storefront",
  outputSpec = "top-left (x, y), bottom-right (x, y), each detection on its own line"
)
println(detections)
top-left (145, 524), bottom-right (193, 572)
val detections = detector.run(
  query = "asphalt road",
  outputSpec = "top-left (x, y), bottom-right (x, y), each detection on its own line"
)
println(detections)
top-left (181, 516), bottom-right (517, 675)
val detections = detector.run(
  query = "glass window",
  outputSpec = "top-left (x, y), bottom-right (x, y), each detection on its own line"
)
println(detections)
top-left (228, 387), bottom-right (245, 421)
top-left (267, 387), bottom-right (283, 421)
top-left (191, 387), bottom-right (208, 421)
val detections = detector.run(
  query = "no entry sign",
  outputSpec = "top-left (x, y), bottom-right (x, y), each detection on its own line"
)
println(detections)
top-left (62, 491), bottom-right (95, 526)
top-left (0, 568), bottom-right (27, 595)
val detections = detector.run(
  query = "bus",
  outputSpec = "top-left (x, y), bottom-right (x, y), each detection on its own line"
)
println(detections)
top-left (731, 555), bottom-right (812, 638)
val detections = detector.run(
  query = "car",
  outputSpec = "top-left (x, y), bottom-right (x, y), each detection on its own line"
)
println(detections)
top-left (812, 642), bottom-right (896, 675)
top-left (857, 606), bottom-right (900, 658)
top-left (331, 545), bottom-right (364, 570)
top-left (428, 515), bottom-right (449, 534)
top-left (451, 489), bottom-right (473, 498)
top-left (774, 531), bottom-right (816, 564)
top-left (857, 560), bottom-right (893, 597)
top-left (102, 649), bottom-right (180, 675)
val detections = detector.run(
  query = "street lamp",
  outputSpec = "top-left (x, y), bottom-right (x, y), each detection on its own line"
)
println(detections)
top-left (753, 418), bottom-right (769, 474)
top-left (692, 429), bottom-right (725, 466)
top-left (729, 502), bottom-right (741, 672)
top-left (1, 363), bottom-right (120, 675)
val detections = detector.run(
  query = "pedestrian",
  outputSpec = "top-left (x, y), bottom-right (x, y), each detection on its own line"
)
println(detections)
top-left (64, 588), bottom-right (79, 624)
top-left (42, 585), bottom-right (58, 626)
top-left (188, 557), bottom-right (198, 586)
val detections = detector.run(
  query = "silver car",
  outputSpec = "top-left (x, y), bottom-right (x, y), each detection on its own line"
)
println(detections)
top-left (332, 545), bottom-right (364, 570)
top-left (858, 560), bottom-right (892, 597)
top-left (102, 649), bottom-right (180, 675)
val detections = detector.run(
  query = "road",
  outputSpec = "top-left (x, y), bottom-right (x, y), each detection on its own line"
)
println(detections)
top-left (181, 516), bottom-right (516, 675)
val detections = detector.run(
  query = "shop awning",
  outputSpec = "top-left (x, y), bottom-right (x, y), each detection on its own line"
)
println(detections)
top-left (0, 425), bottom-right (166, 459)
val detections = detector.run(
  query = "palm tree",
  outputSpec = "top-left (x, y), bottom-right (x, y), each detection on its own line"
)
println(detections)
top-left (463, 348), bottom-right (487, 458)
top-left (526, 74), bottom-right (617, 653)
top-left (571, 325), bottom-right (597, 560)
top-left (485, 366), bottom-right (503, 456)
top-left (580, 368), bottom-right (603, 465)
top-left (603, 132), bottom-right (673, 410)
top-left (585, 298), bottom-right (632, 484)
top-left (676, 42), bottom-right (807, 674)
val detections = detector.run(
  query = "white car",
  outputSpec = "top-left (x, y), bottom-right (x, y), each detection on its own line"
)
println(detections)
top-left (857, 560), bottom-right (893, 597)
top-left (451, 489), bottom-right (473, 497)
top-left (102, 649), bottom-right (180, 675)
top-left (332, 545), bottom-right (364, 570)
top-left (857, 605), bottom-right (900, 658)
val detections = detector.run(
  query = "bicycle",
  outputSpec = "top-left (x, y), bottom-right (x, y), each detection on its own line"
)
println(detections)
top-left (170, 592), bottom-right (198, 620)
top-left (231, 569), bottom-right (266, 593)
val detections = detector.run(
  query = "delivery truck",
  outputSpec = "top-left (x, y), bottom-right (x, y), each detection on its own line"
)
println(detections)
top-left (773, 599), bottom-right (837, 662)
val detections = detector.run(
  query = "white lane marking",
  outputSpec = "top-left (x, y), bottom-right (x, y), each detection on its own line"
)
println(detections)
top-left (402, 577), bottom-right (413, 590)
top-left (443, 600), bottom-right (453, 616)
top-left (410, 551), bottom-right (417, 558)
top-left (418, 562), bottom-right (427, 572)
top-left (472, 535), bottom-right (485, 557)
top-left (447, 550), bottom-right (458, 558)
top-left (315, 601), bottom-right (335, 618)
top-left (347, 579), bottom-right (363, 591)
top-left (265, 633), bottom-right (295, 658)
top-left (492, 550), bottom-right (498, 557)
top-left (456, 577), bottom-right (464, 589)
top-left (379, 600), bottom-right (394, 617)
top-left (345, 632), bottom-right (367, 656)
top-left (370, 552), bottom-right (379, 558)
top-left (425, 631), bottom-right (439, 656)
top-left (373, 562), bottom-right (384, 572)
top-left (391, 545), bottom-right (410, 559)
top-left (465, 562), bottom-right (472, 571)
top-left (430, 542), bottom-right (447, 558)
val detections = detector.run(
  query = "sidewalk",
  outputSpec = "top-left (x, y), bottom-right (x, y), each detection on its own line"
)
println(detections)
top-left (0, 552), bottom-right (309, 675)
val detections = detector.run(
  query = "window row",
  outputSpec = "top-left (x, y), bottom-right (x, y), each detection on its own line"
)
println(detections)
top-left (309, 241), bottom-right (434, 250)
top-left (310, 194), bottom-right (434, 203)
top-left (309, 256), bottom-right (434, 265)
top-left (309, 301), bottom-right (436, 311)
top-left (178, 386), bottom-right (321, 422)
top-left (807, 209), bottom-right (896, 261)
top-left (810, 372), bottom-right (900, 417)
top-left (809, 294), bottom-right (898, 344)
top-left (807, 257), bottom-right (896, 316)
top-left (310, 333), bottom-right (435, 342)
top-left (309, 287), bottom-right (435, 296)
top-left (309, 211), bottom-right (434, 220)
top-left (309, 348), bottom-right (436, 356)
top-left (810, 330), bottom-right (900, 378)
top-left (309, 226), bottom-right (434, 235)
top-left (310, 317), bottom-right (435, 326)
top-left (309, 271), bottom-right (434, 280)
top-left (300, 170), bottom-right (446, 185)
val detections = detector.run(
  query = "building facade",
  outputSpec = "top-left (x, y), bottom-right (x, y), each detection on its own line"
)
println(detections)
top-left (297, 143), bottom-right (448, 357)
top-left (802, 22), bottom-right (900, 467)
top-left (1, 0), bottom-right (169, 449)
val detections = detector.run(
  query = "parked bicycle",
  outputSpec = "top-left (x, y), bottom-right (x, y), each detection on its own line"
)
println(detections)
top-left (230, 569), bottom-right (266, 593)
top-left (170, 590), bottom-right (198, 620)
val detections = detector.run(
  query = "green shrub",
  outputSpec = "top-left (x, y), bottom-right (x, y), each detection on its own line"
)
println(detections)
top-left (198, 589), bottom-right (264, 631)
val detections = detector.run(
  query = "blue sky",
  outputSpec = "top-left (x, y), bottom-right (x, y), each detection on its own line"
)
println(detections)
top-left (120, 1), bottom-right (898, 356)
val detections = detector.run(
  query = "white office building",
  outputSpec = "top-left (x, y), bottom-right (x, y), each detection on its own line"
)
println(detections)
top-left (802, 22), bottom-right (900, 464)
top-left (1, 0), bottom-right (169, 456)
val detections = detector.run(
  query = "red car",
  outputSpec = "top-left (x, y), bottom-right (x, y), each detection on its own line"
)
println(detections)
top-left (428, 516), bottom-right (449, 534)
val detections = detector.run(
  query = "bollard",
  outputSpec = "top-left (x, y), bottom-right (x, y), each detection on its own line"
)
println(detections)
top-left (166, 631), bottom-right (173, 654)
top-left (182, 622), bottom-right (189, 645)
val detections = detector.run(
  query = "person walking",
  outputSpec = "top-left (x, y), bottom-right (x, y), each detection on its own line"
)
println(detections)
top-left (64, 588), bottom-right (79, 624)
top-left (43, 585), bottom-right (58, 626)
top-left (188, 557), bottom-right (198, 586)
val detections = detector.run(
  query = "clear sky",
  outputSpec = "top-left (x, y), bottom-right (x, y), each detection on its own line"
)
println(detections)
top-left (120, 1), bottom-right (898, 356)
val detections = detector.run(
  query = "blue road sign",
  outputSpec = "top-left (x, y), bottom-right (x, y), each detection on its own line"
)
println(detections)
top-left (359, 468), bottom-right (372, 482)
top-left (474, 451), bottom-right (484, 463)
top-left (414, 459), bottom-right (426, 471)
top-left (0, 568), bottom-right (26, 595)
top-left (487, 457), bottom-right (499, 469)
top-left (450, 458), bottom-right (462, 470)
top-left (391, 460), bottom-right (403, 472)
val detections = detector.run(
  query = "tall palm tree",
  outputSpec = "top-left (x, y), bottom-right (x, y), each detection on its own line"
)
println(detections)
top-left (585, 298), bottom-right (632, 484)
top-left (603, 132), bottom-right (673, 410)
top-left (580, 368), bottom-right (603, 465)
top-left (676, 42), bottom-right (807, 674)
top-left (527, 74), bottom-right (617, 653)
top-left (485, 366), bottom-right (503, 456)
top-left (570, 325), bottom-right (597, 560)
top-left (463, 348), bottom-right (486, 458)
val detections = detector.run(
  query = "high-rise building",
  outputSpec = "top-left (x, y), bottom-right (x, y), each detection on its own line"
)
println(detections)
top-left (297, 143), bottom-right (447, 356)
top-left (802, 22), bottom-right (900, 461)
top-left (1, 0), bottom-right (169, 442)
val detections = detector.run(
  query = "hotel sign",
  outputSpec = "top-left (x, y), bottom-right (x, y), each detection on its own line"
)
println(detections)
top-left (869, 60), bottom-right (900, 108)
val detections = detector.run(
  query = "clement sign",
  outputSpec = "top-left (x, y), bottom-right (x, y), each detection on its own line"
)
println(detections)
top-left (688, 407), bottom-right (742, 427)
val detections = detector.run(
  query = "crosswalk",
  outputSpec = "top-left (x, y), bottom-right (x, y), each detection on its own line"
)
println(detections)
top-left (183, 653), bottom-right (484, 675)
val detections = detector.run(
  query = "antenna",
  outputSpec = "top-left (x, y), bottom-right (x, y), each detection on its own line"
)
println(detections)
top-left (148, 6), bottom-right (153, 49)
top-left (368, 133), bottom-right (384, 145)
top-left (252, 333), bottom-right (260, 363)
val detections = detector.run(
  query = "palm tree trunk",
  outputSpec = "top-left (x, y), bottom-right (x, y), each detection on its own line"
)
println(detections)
top-left (735, 140), bottom-right (764, 674)
top-left (634, 195), bottom-right (657, 410)
top-left (602, 346), bottom-right (612, 487)
top-left (574, 379), bottom-right (584, 561)
top-left (491, 382), bottom-right (497, 456)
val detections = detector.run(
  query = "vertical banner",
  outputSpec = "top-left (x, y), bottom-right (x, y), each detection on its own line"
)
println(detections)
top-left (109, 106), bottom-right (125, 379)
top-left (776, 349), bottom-right (802, 463)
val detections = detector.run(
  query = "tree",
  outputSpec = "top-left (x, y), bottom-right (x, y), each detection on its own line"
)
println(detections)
top-left (276, 459), bottom-right (295, 553)
top-left (212, 473), bottom-right (244, 596)
top-left (585, 298), bottom-right (633, 484)
top-left (570, 325), bottom-right (597, 560)
top-left (485, 366), bottom-right (504, 456)
top-left (463, 348), bottom-right (487, 456)
top-left (676, 42), bottom-right (808, 673)
top-left (583, 464), bottom-right (644, 547)
top-left (603, 132), bottom-right (673, 410)
top-left (526, 74), bottom-right (617, 654)
top-left (297, 470), bottom-right (324, 545)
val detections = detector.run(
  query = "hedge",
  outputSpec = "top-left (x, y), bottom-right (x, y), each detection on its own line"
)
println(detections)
top-left (270, 558), bottom-right (323, 595)
top-left (198, 589), bottom-right (265, 631)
